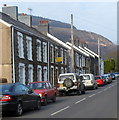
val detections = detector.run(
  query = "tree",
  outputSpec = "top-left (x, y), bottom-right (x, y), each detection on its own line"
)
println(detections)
top-left (104, 58), bottom-right (116, 73)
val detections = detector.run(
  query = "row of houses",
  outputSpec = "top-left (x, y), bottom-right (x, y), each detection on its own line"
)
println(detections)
top-left (0, 5), bottom-right (104, 86)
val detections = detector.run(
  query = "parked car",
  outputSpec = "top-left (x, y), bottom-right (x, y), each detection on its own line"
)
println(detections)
top-left (0, 83), bottom-right (41, 116)
top-left (110, 73), bottom-right (116, 80)
top-left (102, 74), bottom-right (112, 83)
top-left (57, 73), bottom-right (86, 96)
top-left (114, 72), bottom-right (119, 79)
top-left (28, 81), bottom-right (57, 106)
top-left (95, 76), bottom-right (104, 86)
top-left (79, 74), bottom-right (98, 90)
top-left (101, 76), bottom-right (107, 84)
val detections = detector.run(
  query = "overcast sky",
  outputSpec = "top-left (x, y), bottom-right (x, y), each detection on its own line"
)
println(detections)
top-left (0, 0), bottom-right (117, 44)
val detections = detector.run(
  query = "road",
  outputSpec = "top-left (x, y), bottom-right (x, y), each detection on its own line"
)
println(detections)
top-left (3, 80), bottom-right (118, 119)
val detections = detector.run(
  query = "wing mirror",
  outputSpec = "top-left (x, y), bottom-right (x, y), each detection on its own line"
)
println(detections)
top-left (28, 89), bottom-right (33, 94)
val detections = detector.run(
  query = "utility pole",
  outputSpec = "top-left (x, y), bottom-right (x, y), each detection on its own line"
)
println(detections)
top-left (71, 14), bottom-right (75, 73)
top-left (98, 37), bottom-right (100, 75)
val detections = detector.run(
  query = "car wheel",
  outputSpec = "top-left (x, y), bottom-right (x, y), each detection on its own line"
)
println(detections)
top-left (81, 89), bottom-right (86, 94)
top-left (35, 99), bottom-right (41, 110)
top-left (58, 92), bottom-right (63, 96)
top-left (16, 102), bottom-right (23, 116)
top-left (43, 96), bottom-right (47, 106)
top-left (77, 89), bottom-right (81, 95)
top-left (65, 92), bottom-right (71, 96)
top-left (63, 78), bottom-right (74, 88)
top-left (92, 85), bottom-right (96, 90)
top-left (52, 94), bottom-right (56, 103)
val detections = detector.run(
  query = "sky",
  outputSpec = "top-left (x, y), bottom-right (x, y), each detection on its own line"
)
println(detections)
top-left (0, 0), bottom-right (117, 44)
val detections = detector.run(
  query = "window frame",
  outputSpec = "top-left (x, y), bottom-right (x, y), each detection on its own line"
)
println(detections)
top-left (43, 42), bottom-right (47, 63)
top-left (26, 36), bottom-right (32, 61)
top-left (19, 63), bottom-right (25, 85)
top-left (37, 65), bottom-right (42, 81)
top-left (28, 64), bottom-right (33, 83)
top-left (17, 32), bottom-right (24, 58)
top-left (36, 39), bottom-right (42, 61)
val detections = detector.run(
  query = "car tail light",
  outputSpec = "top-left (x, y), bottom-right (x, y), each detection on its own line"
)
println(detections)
top-left (91, 80), bottom-right (93, 84)
top-left (0, 95), bottom-right (12, 101)
top-left (75, 82), bottom-right (78, 86)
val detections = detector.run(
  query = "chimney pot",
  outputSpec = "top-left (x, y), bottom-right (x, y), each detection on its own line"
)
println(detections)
top-left (21, 13), bottom-right (25, 16)
top-left (3, 4), bottom-right (7, 7)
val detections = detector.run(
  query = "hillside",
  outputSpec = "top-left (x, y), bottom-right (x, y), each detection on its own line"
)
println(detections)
top-left (31, 15), bottom-right (117, 60)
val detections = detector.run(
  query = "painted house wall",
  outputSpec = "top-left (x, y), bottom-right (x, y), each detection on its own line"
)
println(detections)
top-left (0, 22), bottom-right (12, 83)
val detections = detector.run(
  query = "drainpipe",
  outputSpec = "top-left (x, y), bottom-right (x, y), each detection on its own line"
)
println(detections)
top-left (11, 26), bottom-right (15, 83)
top-left (48, 41), bottom-right (50, 82)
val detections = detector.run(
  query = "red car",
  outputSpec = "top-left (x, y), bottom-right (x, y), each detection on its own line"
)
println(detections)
top-left (28, 81), bottom-right (57, 105)
top-left (95, 76), bottom-right (104, 86)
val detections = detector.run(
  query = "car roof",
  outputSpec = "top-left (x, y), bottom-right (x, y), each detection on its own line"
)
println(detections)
top-left (29, 81), bottom-right (49, 84)
top-left (0, 82), bottom-right (23, 87)
top-left (59, 73), bottom-right (78, 76)
top-left (80, 74), bottom-right (93, 76)
top-left (95, 76), bottom-right (101, 77)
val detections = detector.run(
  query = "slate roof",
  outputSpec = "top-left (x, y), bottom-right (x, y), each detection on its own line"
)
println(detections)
top-left (0, 12), bottom-right (66, 47)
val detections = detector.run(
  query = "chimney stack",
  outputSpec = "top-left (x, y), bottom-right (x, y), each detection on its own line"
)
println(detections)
top-left (18, 14), bottom-right (32, 27)
top-left (2, 5), bottom-right (18, 20)
top-left (35, 20), bottom-right (49, 35)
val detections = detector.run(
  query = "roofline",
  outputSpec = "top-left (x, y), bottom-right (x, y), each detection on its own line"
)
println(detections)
top-left (84, 47), bottom-right (99, 58)
top-left (47, 33), bottom-right (71, 50)
top-left (66, 42), bottom-right (89, 57)
top-left (0, 19), bottom-right (12, 27)
top-left (0, 19), bottom-right (47, 40)
top-left (78, 46), bottom-right (95, 58)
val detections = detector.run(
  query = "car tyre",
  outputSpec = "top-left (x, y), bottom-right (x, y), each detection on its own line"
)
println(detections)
top-left (43, 96), bottom-right (47, 106)
top-left (81, 89), bottom-right (86, 94)
top-left (58, 92), bottom-right (63, 96)
top-left (96, 86), bottom-right (98, 89)
top-left (77, 89), bottom-right (81, 95)
top-left (63, 78), bottom-right (74, 88)
top-left (35, 99), bottom-right (41, 110)
top-left (16, 102), bottom-right (23, 116)
top-left (92, 85), bottom-right (96, 90)
top-left (52, 94), bottom-right (56, 103)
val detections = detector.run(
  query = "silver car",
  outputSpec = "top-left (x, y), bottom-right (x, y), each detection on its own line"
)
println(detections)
top-left (102, 74), bottom-right (112, 83)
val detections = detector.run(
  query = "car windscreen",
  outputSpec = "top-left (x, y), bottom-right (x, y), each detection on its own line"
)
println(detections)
top-left (102, 76), bottom-right (106, 79)
top-left (95, 77), bottom-right (101, 80)
top-left (59, 75), bottom-right (74, 81)
top-left (28, 83), bottom-right (46, 89)
top-left (0, 84), bottom-right (12, 94)
top-left (80, 75), bottom-right (90, 80)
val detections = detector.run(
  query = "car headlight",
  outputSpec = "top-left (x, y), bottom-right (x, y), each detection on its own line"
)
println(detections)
top-left (39, 93), bottom-right (42, 97)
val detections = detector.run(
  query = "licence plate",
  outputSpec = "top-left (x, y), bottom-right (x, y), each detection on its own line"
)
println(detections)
top-left (60, 84), bottom-right (63, 87)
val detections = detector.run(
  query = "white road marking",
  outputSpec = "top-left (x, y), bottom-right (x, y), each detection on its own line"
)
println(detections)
top-left (97, 91), bottom-right (102, 94)
top-left (104, 88), bottom-right (108, 91)
top-left (108, 86), bottom-right (111, 88)
top-left (75, 98), bottom-right (86, 104)
top-left (89, 94), bottom-right (96, 98)
top-left (51, 106), bottom-right (70, 116)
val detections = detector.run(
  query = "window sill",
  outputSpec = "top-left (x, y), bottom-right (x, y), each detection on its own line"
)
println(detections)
top-left (19, 56), bottom-right (25, 59)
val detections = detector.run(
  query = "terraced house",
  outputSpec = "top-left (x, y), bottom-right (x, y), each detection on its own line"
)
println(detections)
top-left (0, 5), bottom-right (103, 86)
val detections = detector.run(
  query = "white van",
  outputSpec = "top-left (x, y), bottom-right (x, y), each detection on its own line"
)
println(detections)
top-left (79, 74), bottom-right (98, 90)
